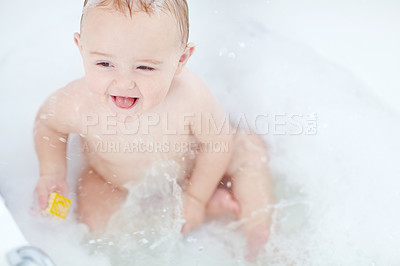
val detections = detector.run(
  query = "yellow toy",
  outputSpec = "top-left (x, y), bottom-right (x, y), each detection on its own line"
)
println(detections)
top-left (44, 192), bottom-right (71, 219)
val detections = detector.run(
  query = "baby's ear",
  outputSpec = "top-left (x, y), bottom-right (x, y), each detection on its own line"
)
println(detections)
top-left (175, 42), bottom-right (195, 75)
top-left (73, 32), bottom-right (83, 54)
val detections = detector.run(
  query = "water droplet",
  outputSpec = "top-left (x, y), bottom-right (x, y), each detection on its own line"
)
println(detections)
top-left (58, 137), bottom-right (67, 143)
top-left (218, 47), bottom-right (228, 56)
top-left (238, 41), bottom-right (246, 48)
top-left (226, 181), bottom-right (232, 188)
top-left (42, 136), bottom-right (50, 141)
top-left (228, 52), bottom-right (236, 59)
top-left (186, 236), bottom-right (198, 243)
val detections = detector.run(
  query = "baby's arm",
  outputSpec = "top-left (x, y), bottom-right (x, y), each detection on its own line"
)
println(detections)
top-left (34, 81), bottom-right (82, 210)
top-left (181, 84), bottom-right (233, 234)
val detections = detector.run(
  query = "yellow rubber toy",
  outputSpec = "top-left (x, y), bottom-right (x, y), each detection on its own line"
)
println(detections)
top-left (44, 192), bottom-right (71, 219)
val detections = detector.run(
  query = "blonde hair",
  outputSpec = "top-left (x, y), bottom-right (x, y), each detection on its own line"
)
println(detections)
top-left (82, 0), bottom-right (189, 45)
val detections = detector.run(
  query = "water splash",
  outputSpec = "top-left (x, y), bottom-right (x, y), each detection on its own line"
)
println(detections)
top-left (83, 160), bottom-right (185, 265)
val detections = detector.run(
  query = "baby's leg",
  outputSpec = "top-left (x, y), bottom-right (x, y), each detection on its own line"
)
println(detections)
top-left (226, 130), bottom-right (274, 260)
top-left (76, 168), bottom-right (128, 235)
top-left (205, 182), bottom-right (241, 218)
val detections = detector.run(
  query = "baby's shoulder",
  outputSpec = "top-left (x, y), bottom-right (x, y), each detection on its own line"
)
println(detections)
top-left (171, 68), bottom-right (229, 137)
top-left (43, 78), bottom-right (88, 110)
top-left (61, 78), bottom-right (88, 97)
top-left (171, 68), bottom-right (215, 110)
top-left (37, 78), bottom-right (88, 133)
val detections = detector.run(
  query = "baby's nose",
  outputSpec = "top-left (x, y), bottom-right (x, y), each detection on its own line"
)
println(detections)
top-left (114, 72), bottom-right (135, 90)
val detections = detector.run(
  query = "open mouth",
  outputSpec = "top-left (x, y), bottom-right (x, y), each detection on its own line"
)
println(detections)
top-left (110, 95), bottom-right (139, 109)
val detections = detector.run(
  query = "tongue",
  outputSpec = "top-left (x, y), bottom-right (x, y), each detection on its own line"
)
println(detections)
top-left (114, 96), bottom-right (135, 109)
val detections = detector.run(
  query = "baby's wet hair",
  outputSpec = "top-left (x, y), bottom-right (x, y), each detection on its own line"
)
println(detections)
top-left (81, 0), bottom-right (189, 45)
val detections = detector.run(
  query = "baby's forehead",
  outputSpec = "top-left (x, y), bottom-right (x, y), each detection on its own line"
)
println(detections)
top-left (83, 0), bottom-right (166, 14)
top-left (83, 8), bottom-right (177, 34)
top-left (81, 6), bottom-right (182, 43)
top-left (81, 0), bottom-right (188, 45)
top-left (81, 7), bottom-right (182, 53)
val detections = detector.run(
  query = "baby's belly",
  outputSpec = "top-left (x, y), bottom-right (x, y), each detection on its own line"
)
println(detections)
top-left (82, 139), bottom-right (196, 189)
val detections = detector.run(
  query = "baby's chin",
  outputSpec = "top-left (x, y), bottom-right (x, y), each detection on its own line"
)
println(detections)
top-left (116, 113), bottom-right (141, 123)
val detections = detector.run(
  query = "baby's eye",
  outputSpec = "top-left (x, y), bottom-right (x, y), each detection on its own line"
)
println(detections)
top-left (137, 66), bottom-right (155, 71)
top-left (96, 62), bottom-right (113, 67)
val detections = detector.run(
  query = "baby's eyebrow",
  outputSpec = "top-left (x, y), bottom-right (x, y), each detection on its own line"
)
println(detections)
top-left (139, 59), bottom-right (163, 65)
top-left (90, 51), bottom-right (114, 57)
top-left (89, 51), bottom-right (163, 65)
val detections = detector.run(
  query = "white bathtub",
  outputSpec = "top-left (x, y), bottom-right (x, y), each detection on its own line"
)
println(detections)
top-left (0, 195), bottom-right (56, 266)
top-left (0, 195), bottom-right (29, 265)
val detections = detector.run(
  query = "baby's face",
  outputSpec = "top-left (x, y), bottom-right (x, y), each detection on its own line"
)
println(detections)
top-left (75, 8), bottom-right (185, 120)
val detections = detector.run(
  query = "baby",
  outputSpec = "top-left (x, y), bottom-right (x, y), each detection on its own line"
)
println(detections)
top-left (34, 0), bottom-right (274, 260)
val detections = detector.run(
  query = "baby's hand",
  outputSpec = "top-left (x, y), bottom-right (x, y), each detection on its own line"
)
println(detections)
top-left (35, 175), bottom-right (69, 210)
top-left (181, 192), bottom-right (206, 234)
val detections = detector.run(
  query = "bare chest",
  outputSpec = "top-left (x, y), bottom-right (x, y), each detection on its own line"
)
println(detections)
top-left (80, 113), bottom-right (197, 186)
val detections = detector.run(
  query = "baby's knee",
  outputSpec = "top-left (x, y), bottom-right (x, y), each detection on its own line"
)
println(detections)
top-left (76, 168), bottom-right (126, 234)
top-left (228, 133), bottom-right (269, 174)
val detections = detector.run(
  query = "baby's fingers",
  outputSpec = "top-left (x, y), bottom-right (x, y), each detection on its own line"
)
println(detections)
top-left (35, 185), bottom-right (49, 210)
top-left (181, 222), bottom-right (191, 235)
top-left (57, 181), bottom-right (69, 196)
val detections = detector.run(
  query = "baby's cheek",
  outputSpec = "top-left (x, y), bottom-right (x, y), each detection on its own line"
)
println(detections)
top-left (151, 87), bottom-right (169, 105)
top-left (142, 83), bottom-right (169, 107)
top-left (86, 75), bottom-right (108, 94)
